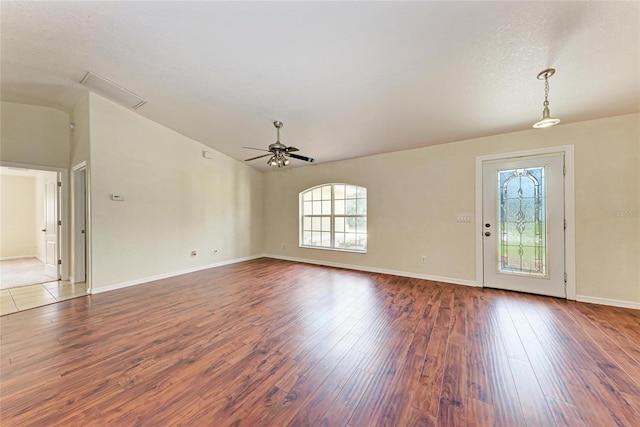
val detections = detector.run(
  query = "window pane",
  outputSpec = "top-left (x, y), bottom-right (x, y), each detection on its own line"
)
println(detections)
top-left (322, 201), bottom-right (331, 215)
top-left (346, 185), bottom-right (357, 199)
top-left (311, 231), bottom-right (321, 246)
top-left (346, 217), bottom-right (356, 230)
top-left (346, 199), bottom-right (357, 215)
top-left (356, 186), bottom-right (367, 198)
top-left (335, 233), bottom-right (345, 247)
top-left (321, 232), bottom-right (331, 247)
top-left (497, 167), bottom-right (547, 277)
top-left (334, 185), bottom-right (345, 199)
top-left (303, 217), bottom-right (311, 230)
top-left (303, 201), bottom-right (312, 215)
top-left (313, 201), bottom-right (322, 215)
top-left (322, 217), bottom-right (331, 231)
top-left (322, 185), bottom-right (331, 200)
top-left (312, 217), bottom-right (321, 231)
top-left (303, 191), bottom-right (312, 202)
top-left (356, 217), bottom-right (367, 232)
top-left (303, 231), bottom-right (312, 245)
top-left (356, 199), bottom-right (367, 215)
top-left (355, 234), bottom-right (367, 250)
top-left (312, 187), bottom-right (322, 200)
top-left (335, 199), bottom-right (345, 215)
top-left (335, 217), bottom-right (345, 232)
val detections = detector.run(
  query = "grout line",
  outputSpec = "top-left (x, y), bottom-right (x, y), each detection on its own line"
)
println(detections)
top-left (43, 284), bottom-right (58, 301)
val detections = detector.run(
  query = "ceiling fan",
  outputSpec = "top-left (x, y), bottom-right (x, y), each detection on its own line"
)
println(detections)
top-left (244, 121), bottom-right (315, 168)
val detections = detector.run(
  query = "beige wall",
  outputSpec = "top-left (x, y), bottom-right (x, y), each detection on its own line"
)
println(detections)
top-left (70, 94), bottom-right (90, 168)
top-left (0, 102), bottom-right (70, 168)
top-left (0, 175), bottom-right (37, 259)
top-left (264, 113), bottom-right (640, 305)
top-left (88, 94), bottom-right (264, 290)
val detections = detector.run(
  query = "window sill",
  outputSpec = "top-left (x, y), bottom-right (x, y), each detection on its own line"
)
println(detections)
top-left (299, 245), bottom-right (367, 254)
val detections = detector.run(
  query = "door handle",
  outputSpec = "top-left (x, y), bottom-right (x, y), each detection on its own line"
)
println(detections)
top-left (484, 231), bottom-right (491, 236)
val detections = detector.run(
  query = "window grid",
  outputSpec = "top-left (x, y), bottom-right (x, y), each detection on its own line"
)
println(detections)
top-left (300, 184), bottom-right (367, 252)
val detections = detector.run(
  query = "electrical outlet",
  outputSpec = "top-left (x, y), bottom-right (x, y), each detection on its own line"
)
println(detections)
top-left (420, 255), bottom-right (427, 264)
top-left (191, 250), bottom-right (197, 257)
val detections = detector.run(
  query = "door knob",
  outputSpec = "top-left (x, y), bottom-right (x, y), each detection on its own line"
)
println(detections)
top-left (484, 231), bottom-right (491, 236)
top-left (41, 229), bottom-right (46, 232)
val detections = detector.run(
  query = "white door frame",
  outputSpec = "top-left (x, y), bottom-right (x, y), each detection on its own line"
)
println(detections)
top-left (475, 145), bottom-right (576, 300)
top-left (0, 161), bottom-right (70, 281)
top-left (72, 162), bottom-right (87, 285)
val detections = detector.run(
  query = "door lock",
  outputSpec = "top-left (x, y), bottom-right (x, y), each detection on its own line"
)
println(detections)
top-left (484, 231), bottom-right (491, 236)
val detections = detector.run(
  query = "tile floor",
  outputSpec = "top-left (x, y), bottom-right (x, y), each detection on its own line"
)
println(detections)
top-left (0, 281), bottom-right (87, 315)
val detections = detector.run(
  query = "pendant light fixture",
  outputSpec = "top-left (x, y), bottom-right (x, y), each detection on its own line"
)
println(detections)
top-left (533, 68), bottom-right (561, 128)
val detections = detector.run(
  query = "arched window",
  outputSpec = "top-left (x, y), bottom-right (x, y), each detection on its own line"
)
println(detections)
top-left (299, 184), bottom-right (367, 252)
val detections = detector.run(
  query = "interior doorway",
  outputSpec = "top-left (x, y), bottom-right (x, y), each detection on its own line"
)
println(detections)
top-left (0, 166), bottom-right (60, 288)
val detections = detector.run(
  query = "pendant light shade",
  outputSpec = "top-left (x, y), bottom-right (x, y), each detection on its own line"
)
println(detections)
top-left (533, 68), bottom-right (561, 129)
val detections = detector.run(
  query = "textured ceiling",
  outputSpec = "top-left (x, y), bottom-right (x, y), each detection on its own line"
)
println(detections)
top-left (2, 1), bottom-right (639, 171)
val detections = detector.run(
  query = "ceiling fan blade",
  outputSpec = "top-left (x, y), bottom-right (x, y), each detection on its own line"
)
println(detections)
top-left (286, 153), bottom-right (316, 163)
top-left (243, 146), bottom-right (270, 152)
top-left (285, 146), bottom-right (299, 152)
top-left (245, 154), bottom-right (271, 161)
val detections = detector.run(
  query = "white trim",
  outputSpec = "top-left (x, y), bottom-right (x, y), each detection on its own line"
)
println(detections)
top-left (266, 254), bottom-right (480, 287)
top-left (0, 255), bottom-right (38, 261)
top-left (475, 145), bottom-right (576, 300)
top-left (71, 162), bottom-right (88, 287)
top-left (0, 161), bottom-right (70, 282)
top-left (89, 254), bottom-right (264, 294)
top-left (576, 295), bottom-right (640, 310)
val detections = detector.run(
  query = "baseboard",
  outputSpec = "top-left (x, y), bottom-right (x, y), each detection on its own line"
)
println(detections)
top-left (265, 254), bottom-right (480, 287)
top-left (89, 254), bottom-right (265, 295)
top-left (0, 255), bottom-right (38, 261)
top-left (576, 295), bottom-right (640, 310)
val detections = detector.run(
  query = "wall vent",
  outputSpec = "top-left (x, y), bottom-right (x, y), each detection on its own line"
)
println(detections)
top-left (80, 71), bottom-right (147, 110)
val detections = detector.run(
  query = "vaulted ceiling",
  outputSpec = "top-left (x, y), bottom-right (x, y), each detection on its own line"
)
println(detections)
top-left (2, 1), bottom-right (639, 170)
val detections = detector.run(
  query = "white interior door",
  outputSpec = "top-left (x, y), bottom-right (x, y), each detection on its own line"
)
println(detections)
top-left (482, 154), bottom-right (565, 297)
top-left (44, 178), bottom-right (59, 279)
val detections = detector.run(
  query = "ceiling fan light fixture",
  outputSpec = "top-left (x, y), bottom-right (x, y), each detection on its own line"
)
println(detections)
top-left (245, 121), bottom-right (315, 167)
top-left (533, 68), bottom-right (560, 129)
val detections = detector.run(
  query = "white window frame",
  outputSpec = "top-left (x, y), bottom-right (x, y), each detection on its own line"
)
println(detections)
top-left (299, 183), bottom-right (367, 253)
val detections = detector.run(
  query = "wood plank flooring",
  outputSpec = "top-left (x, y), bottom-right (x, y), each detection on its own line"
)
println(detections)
top-left (1, 258), bottom-right (639, 426)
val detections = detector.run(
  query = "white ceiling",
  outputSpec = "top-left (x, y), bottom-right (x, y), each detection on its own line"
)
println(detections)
top-left (2, 1), bottom-right (639, 171)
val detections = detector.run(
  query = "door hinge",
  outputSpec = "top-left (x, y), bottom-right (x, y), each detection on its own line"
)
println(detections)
top-left (564, 272), bottom-right (567, 284)
top-left (58, 259), bottom-right (62, 265)
top-left (57, 181), bottom-right (62, 187)
top-left (58, 220), bottom-right (62, 226)
top-left (564, 219), bottom-right (567, 230)
top-left (563, 165), bottom-right (566, 176)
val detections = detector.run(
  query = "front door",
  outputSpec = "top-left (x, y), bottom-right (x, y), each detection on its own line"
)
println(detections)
top-left (44, 178), bottom-right (59, 279)
top-left (482, 154), bottom-right (565, 297)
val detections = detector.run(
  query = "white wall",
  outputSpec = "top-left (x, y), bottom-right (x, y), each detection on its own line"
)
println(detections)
top-left (88, 94), bottom-right (264, 290)
top-left (0, 175), bottom-right (36, 259)
top-left (264, 113), bottom-right (640, 306)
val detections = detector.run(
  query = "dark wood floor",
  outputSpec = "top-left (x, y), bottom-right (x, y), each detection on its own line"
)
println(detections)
top-left (1, 258), bottom-right (639, 426)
